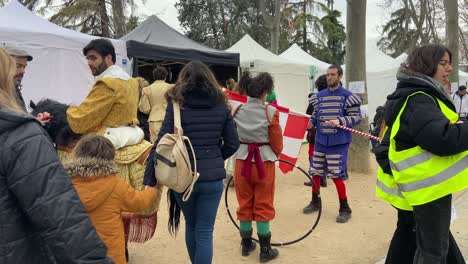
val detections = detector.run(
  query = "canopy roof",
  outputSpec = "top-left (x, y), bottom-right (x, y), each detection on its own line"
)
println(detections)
top-left (121, 15), bottom-right (239, 66)
top-left (279, 44), bottom-right (331, 70)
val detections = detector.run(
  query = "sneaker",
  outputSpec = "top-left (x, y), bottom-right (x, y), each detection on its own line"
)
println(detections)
top-left (304, 180), bottom-right (313, 186)
top-left (303, 201), bottom-right (320, 214)
top-left (336, 211), bottom-right (352, 223)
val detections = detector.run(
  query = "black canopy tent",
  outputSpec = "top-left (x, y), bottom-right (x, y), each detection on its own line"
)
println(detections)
top-left (121, 16), bottom-right (239, 84)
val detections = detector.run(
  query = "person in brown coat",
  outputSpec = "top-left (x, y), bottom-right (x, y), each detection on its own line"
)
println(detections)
top-left (65, 135), bottom-right (157, 264)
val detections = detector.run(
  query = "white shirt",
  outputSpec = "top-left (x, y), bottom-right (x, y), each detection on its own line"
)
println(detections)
top-left (452, 92), bottom-right (468, 117)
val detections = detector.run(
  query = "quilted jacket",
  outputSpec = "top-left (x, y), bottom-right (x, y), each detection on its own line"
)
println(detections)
top-left (0, 109), bottom-right (113, 264)
top-left (144, 86), bottom-right (240, 185)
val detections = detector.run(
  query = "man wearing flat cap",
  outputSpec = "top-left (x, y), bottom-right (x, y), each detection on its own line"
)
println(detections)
top-left (4, 45), bottom-right (33, 111)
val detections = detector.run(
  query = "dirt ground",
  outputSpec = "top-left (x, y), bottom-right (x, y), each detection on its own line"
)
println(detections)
top-left (128, 145), bottom-right (396, 264)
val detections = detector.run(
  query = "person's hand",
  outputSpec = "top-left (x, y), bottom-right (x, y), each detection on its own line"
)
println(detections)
top-left (323, 119), bottom-right (340, 127)
top-left (307, 121), bottom-right (314, 129)
top-left (36, 112), bottom-right (52, 125)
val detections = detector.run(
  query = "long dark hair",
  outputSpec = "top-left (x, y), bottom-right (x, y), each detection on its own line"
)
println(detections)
top-left (236, 71), bottom-right (251, 95)
top-left (167, 190), bottom-right (181, 236)
top-left (406, 44), bottom-right (452, 77)
top-left (165, 61), bottom-right (227, 106)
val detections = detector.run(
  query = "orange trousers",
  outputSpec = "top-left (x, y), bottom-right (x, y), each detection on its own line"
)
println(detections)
top-left (235, 159), bottom-right (276, 222)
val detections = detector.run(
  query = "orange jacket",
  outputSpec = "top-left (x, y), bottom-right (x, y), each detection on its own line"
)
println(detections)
top-left (65, 157), bottom-right (156, 264)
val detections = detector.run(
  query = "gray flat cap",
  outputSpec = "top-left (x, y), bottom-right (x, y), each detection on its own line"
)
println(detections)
top-left (3, 45), bottom-right (33, 61)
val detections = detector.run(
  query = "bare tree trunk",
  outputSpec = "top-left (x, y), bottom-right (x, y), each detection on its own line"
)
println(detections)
top-left (112, 0), bottom-right (126, 38)
top-left (99, 0), bottom-right (110, 37)
top-left (445, 0), bottom-right (459, 84)
top-left (303, 1), bottom-right (307, 49)
top-left (259, 0), bottom-right (281, 54)
top-left (346, 0), bottom-right (369, 174)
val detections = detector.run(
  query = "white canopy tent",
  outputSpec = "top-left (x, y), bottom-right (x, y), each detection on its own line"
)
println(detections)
top-left (0, 0), bottom-right (130, 106)
top-left (279, 44), bottom-right (330, 76)
top-left (227, 35), bottom-right (311, 113)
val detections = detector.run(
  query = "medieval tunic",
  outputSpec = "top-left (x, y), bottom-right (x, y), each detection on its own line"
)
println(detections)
top-left (138, 80), bottom-right (173, 142)
top-left (309, 86), bottom-right (362, 179)
top-left (67, 65), bottom-right (140, 135)
top-left (233, 98), bottom-right (283, 221)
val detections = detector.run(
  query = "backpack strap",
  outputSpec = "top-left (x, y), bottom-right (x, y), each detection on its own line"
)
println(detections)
top-left (173, 101), bottom-right (183, 135)
top-left (181, 136), bottom-right (199, 202)
top-left (265, 105), bottom-right (277, 123)
top-left (232, 104), bottom-right (242, 118)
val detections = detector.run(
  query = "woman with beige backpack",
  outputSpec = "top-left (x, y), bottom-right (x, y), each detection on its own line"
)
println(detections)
top-left (144, 61), bottom-right (240, 264)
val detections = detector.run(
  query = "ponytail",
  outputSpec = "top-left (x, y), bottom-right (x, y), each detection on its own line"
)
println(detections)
top-left (167, 190), bottom-right (181, 236)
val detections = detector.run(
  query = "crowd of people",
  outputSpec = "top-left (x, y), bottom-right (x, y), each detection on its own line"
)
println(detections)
top-left (0, 37), bottom-right (467, 264)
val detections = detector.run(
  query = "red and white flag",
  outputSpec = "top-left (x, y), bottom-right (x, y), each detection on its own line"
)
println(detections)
top-left (225, 90), bottom-right (309, 173)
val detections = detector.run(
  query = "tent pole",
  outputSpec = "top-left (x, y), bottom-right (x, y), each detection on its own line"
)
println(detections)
top-left (133, 57), bottom-right (139, 77)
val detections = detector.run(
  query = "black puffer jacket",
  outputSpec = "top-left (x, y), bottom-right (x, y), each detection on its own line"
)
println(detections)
top-left (374, 67), bottom-right (468, 174)
top-left (0, 109), bottom-right (113, 264)
top-left (144, 87), bottom-right (240, 185)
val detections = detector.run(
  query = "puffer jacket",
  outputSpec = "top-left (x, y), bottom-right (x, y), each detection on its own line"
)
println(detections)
top-left (0, 109), bottom-right (113, 264)
top-left (66, 157), bottom-right (156, 264)
top-left (144, 85), bottom-right (240, 185)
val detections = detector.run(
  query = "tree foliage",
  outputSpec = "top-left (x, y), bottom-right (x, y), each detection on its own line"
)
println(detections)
top-left (4, 0), bottom-right (143, 38)
top-left (377, 0), bottom-right (444, 57)
top-left (176, 0), bottom-right (345, 63)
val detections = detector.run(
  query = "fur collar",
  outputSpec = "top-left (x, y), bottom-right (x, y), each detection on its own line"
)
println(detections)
top-left (64, 157), bottom-right (119, 179)
top-left (96, 65), bottom-right (130, 81)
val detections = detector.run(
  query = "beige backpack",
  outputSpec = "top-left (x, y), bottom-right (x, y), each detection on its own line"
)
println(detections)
top-left (155, 101), bottom-right (199, 201)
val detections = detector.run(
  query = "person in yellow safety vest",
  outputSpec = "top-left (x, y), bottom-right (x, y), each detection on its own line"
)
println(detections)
top-left (374, 44), bottom-right (468, 264)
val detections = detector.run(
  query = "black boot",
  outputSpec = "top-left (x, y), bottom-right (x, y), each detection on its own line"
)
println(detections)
top-left (258, 233), bottom-right (279, 263)
top-left (303, 193), bottom-right (321, 214)
top-left (240, 229), bottom-right (256, 256)
top-left (320, 177), bottom-right (327, 187)
top-left (336, 199), bottom-right (352, 223)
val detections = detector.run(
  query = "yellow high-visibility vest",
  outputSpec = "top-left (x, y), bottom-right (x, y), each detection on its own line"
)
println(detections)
top-left (386, 91), bottom-right (468, 206)
top-left (375, 126), bottom-right (412, 211)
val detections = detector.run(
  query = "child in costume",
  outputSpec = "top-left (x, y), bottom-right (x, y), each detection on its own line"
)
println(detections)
top-left (233, 72), bottom-right (283, 262)
top-left (65, 135), bottom-right (157, 264)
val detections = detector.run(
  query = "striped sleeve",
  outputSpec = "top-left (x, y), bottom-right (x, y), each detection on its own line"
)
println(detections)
top-left (310, 94), bottom-right (319, 126)
top-left (338, 94), bottom-right (362, 127)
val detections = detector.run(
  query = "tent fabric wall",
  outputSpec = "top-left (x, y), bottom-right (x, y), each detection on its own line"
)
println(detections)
top-left (0, 0), bottom-right (130, 107)
top-left (227, 35), bottom-right (311, 113)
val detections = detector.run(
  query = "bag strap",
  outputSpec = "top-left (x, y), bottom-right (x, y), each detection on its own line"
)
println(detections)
top-left (181, 136), bottom-right (199, 202)
top-left (173, 101), bottom-right (183, 135)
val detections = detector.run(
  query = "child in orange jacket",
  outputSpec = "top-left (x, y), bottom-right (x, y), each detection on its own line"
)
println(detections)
top-left (65, 135), bottom-right (157, 264)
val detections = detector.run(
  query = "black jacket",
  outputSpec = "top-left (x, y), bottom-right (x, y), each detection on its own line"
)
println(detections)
top-left (374, 67), bottom-right (468, 174)
top-left (0, 109), bottom-right (112, 264)
top-left (144, 87), bottom-right (240, 186)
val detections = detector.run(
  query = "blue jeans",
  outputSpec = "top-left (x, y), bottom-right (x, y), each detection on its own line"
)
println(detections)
top-left (174, 180), bottom-right (224, 264)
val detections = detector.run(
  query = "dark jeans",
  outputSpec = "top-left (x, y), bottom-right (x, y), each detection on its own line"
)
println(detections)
top-left (386, 195), bottom-right (465, 264)
top-left (174, 180), bottom-right (224, 264)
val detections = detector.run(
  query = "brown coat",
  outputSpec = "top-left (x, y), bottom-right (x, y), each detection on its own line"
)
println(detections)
top-left (65, 158), bottom-right (156, 264)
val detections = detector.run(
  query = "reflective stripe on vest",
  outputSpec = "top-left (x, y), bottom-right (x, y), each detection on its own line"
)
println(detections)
top-left (389, 91), bottom-right (468, 206)
top-left (376, 166), bottom-right (413, 211)
top-left (375, 126), bottom-right (413, 211)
